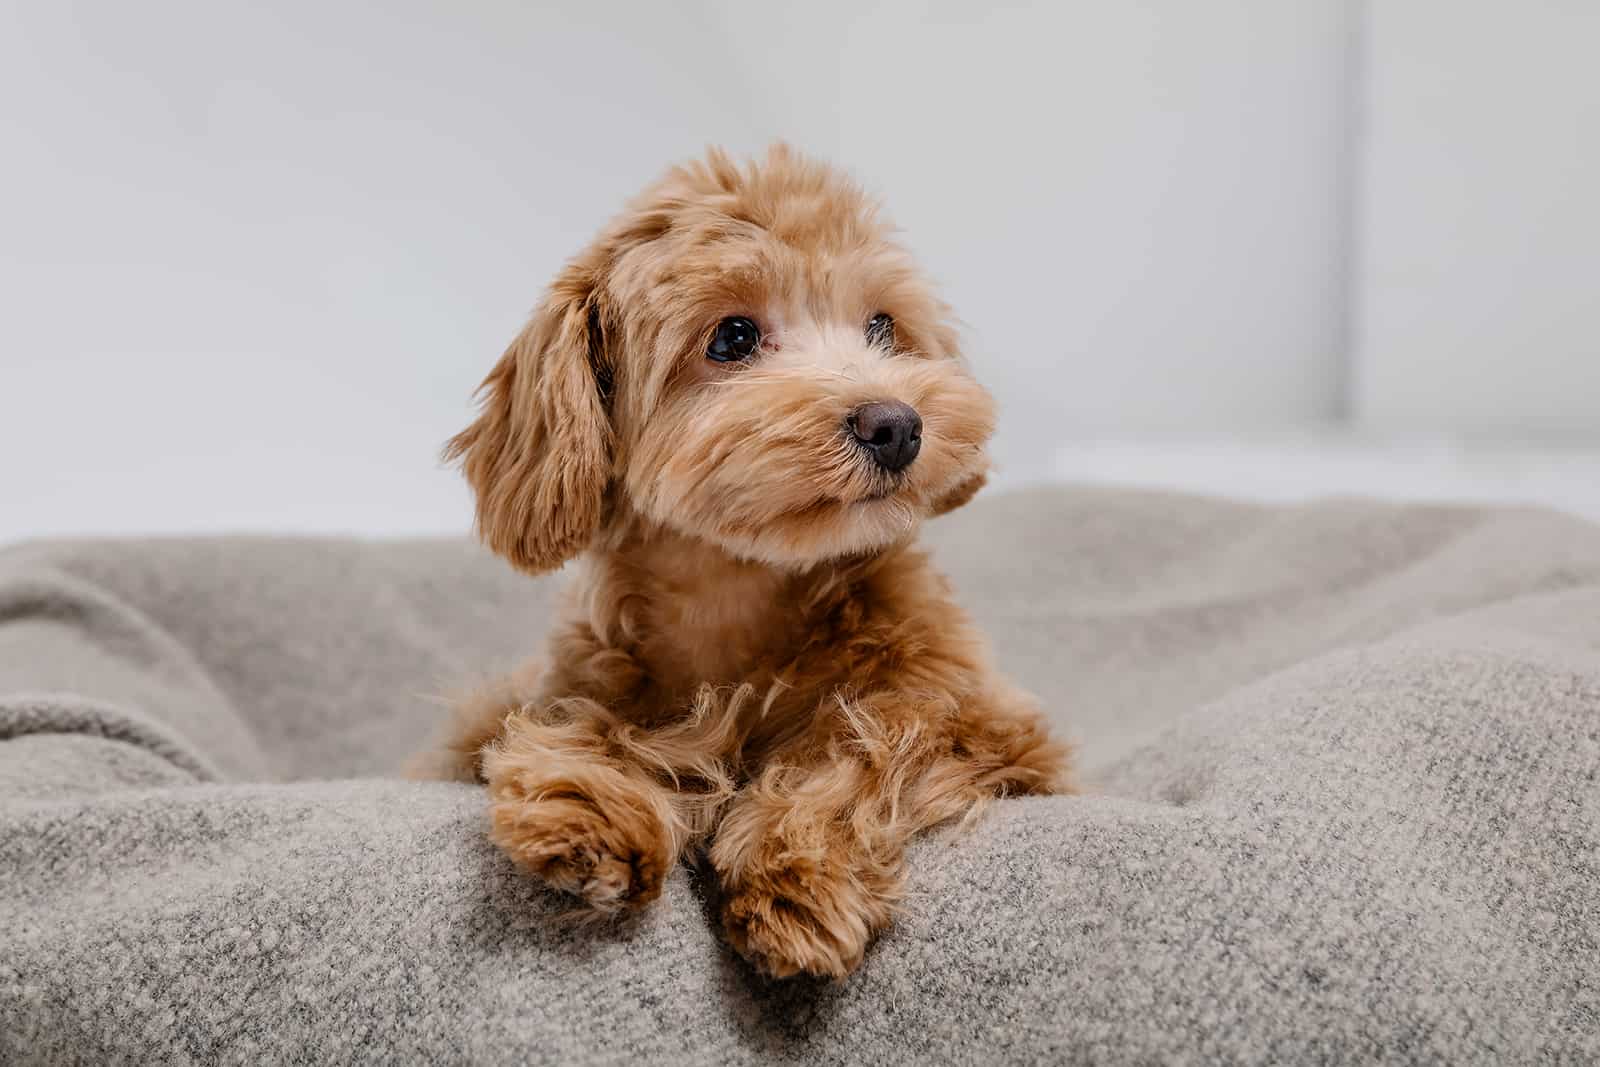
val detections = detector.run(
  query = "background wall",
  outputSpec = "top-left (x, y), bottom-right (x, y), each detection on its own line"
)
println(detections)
top-left (2, 1), bottom-right (1596, 543)
top-left (1, 0), bottom-right (767, 538)
top-left (1353, 1), bottom-right (1600, 434)
top-left (706, 0), bottom-right (1355, 439)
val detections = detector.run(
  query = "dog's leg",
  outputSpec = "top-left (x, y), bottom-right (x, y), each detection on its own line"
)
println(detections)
top-left (480, 687), bottom-right (744, 916)
top-left (711, 686), bottom-right (1068, 978)
top-left (478, 706), bottom-right (688, 915)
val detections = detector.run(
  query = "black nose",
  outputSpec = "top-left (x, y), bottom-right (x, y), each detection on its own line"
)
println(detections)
top-left (848, 400), bottom-right (923, 472)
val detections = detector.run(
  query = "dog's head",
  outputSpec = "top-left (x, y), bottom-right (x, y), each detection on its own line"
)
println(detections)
top-left (448, 145), bottom-right (995, 573)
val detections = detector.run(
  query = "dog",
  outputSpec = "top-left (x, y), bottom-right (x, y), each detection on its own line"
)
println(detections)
top-left (414, 145), bottom-right (1070, 980)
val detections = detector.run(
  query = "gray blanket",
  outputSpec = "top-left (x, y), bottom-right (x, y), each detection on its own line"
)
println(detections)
top-left (2, 487), bottom-right (1597, 1064)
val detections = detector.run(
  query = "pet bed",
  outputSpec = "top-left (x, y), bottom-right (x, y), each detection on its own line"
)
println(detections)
top-left (3, 487), bottom-right (1597, 1063)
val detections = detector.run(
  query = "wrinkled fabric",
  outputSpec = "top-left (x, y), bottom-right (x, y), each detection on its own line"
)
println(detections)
top-left (2, 488), bottom-right (1597, 1064)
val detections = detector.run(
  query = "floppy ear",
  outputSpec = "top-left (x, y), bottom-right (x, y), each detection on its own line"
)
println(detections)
top-left (930, 470), bottom-right (987, 517)
top-left (445, 265), bottom-right (613, 574)
top-left (924, 317), bottom-right (991, 517)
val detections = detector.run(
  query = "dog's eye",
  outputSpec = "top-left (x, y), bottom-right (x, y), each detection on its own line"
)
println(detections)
top-left (865, 312), bottom-right (895, 350)
top-left (707, 316), bottom-right (761, 363)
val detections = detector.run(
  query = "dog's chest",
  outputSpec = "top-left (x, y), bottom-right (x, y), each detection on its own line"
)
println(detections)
top-left (637, 576), bottom-right (799, 692)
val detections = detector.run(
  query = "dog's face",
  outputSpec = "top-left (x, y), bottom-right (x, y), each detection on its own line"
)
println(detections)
top-left (450, 145), bottom-right (995, 573)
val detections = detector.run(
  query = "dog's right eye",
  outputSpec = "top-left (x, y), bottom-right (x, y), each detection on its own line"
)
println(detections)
top-left (865, 312), bottom-right (895, 350)
top-left (707, 316), bottom-right (761, 363)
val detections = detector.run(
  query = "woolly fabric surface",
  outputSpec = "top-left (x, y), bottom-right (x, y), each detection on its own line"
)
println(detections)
top-left (2, 487), bottom-right (1597, 1064)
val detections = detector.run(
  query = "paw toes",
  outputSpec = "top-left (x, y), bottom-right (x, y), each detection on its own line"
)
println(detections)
top-left (488, 796), bottom-right (668, 914)
top-left (721, 873), bottom-right (876, 979)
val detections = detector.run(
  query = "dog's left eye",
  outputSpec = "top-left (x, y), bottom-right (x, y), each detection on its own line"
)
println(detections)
top-left (707, 316), bottom-right (761, 362)
top-left (865, 312), bottom-right (895, 349)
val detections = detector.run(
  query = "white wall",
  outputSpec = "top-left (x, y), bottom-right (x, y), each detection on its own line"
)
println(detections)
top-left (708, 0), bottom-right (1355, 453)
top-left (0, 0), bottom-right (766, 540)
top-left (22, 2), bottom-right (1580, 543)
top-left (1354, 1), bottom-right (1600, 434)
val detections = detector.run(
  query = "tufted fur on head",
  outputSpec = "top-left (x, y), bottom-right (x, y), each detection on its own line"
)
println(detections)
top-left (420, 145), bottom-right (1068, 981)
top-left (445, 143), bottom-right (994, 573)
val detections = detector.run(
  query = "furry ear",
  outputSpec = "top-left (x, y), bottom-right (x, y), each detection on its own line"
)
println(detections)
top-left (930, 470), bottom-right (987, 517)
top-left (923, 318), bottom-right (990, 518)
top-left (445, 266), bottom-right (613, 574)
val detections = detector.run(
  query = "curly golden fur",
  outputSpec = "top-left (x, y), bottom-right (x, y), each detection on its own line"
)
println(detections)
top-left (413, 145), bottom-right (1071, 980)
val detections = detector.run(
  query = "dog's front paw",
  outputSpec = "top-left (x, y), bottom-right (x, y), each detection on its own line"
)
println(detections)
top-left (720, 859), bottom-right (890, 979)
top-left (486, 772), bottom-right (672, 915)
